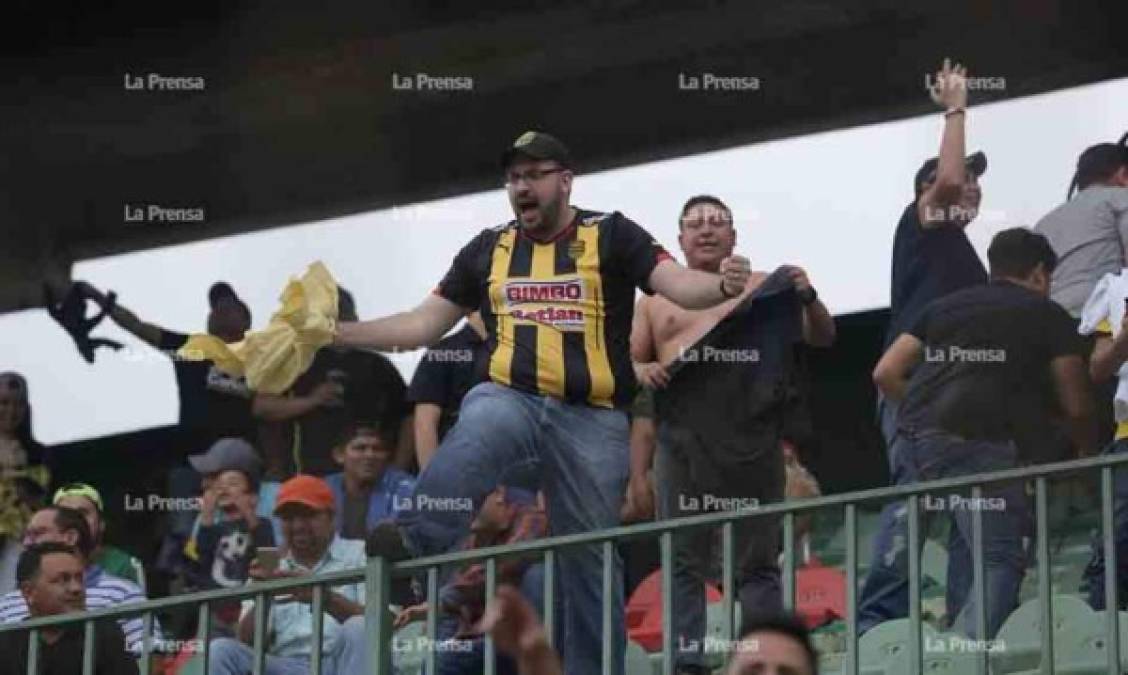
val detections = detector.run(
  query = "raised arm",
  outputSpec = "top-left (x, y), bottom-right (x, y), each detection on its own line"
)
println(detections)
top-left (334, 294), bottom-right (465, 352)
top-left (918, 58), bottom-right (971, 227)
top-left (647, 256), bottom-right (750, 310)
top-left (76, 281), bottom-right (165, 348)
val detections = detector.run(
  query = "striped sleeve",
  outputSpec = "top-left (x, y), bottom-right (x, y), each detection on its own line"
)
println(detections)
top-left (89, 575), bottom-right (160, 653)
top-left (0, 590), bottom-right (29, 623)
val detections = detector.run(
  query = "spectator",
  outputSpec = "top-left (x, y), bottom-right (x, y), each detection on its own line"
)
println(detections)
top-left (884, 59), bottom-right (987, 450)
top-left (253, 287), bottom-right (414, 476)
top-left (1077, 261), bottom-right (1128, 608)
top-left (325, 420), bottom-right (415, 540)
top-left (343, 130), bottom-right (751, 675)
top-left (0, 543), bottom-right (138, 675)
top-left (408, 311), bottom-right (488, 470)
top-left (1035, 134), bottom-right (1128, 318)
top-left (77, 282), bottom-right (256, 453)
top-left (0, 372), bottom-right (51, 594)
top-left (0, 506), bottom-right (154, 654)
top-left (77, 282), bottom-right (259, 587)
top-left (883, 59), bottom-right (988, 624)
top-left (629, 194), bottom-right (834, 674)
top-left (52, 483), bottom-right (146, 590)
top-left (722, 613), bottom-right (818, 675)
top-left (390, 485), bottom-right (546, 675)
top-left (209, 475), bottom-right (368, 675)
top-left (183, 438), bottom-right (274, 591)
top-left (859, 228), bottom-right (1096, 639)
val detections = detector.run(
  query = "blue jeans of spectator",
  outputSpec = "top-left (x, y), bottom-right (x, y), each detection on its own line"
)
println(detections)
top-left (397, 382), bottom-right (629, 675)
top-left (208, 615), bottom-right (368, 674)
top-left (857, 430), bottom-right (1029, 639)
top-left (1083, 439), bottom-right (1128, 609)
top-left (876, 394), bottom-right (972, 626)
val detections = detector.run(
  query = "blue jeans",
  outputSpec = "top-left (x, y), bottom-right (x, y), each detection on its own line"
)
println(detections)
top-left (397, 382), bottom-right (629, 675)
top-left (858, 430), bottom-right (1029, 639)
top-left (1083, 439), bottom-right (1128, 609)
top-left (208, 615), bottom-right (368, 674)
top-left (876, 395), bottom-right (971, 626)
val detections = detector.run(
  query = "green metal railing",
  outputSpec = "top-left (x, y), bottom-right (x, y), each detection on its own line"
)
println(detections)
top-left (4, 451), bottom-right (1127, 675)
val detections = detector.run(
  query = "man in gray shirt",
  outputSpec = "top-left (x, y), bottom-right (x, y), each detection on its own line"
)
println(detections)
top-left (1035, 136), bottom-right (1128, 318)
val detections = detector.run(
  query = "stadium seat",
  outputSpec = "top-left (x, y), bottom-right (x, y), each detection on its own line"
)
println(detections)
top-left (885, 639), bottom-right (981, 674)
top-left (392, 620), bottom-right (425, 675)
top-left (990, 594), bottom-right (1096, 674)
top-left (625, 639), bottom-right (656, 675)
top-left (857, 618), bottom-right (939, 672)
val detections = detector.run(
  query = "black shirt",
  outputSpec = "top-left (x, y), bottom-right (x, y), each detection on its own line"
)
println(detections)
top-left (897, 280), bottom-right (1085, 443)
top-left (887, 203), bottom-right (988, 345)
top-left (406, 324), bottom-right (487, 439)
top-left (436, 209), bottom-right (672, 409)
top-left (194, 518), bottom-right (275, 590)
top-left (158, 330), bottom-right (255, 454)
top-left (0, 619), bottom-right (139, 675)
top-left (290, 348), bottom-right (410, 476)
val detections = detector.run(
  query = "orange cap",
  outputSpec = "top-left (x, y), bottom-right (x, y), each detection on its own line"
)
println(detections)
top-left (274, 475), bottom-right (335, 514)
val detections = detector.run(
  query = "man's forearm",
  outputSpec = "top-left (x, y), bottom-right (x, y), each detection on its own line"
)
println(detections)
top-left (802, 299), bottom-right (836, 347)
top-left (252, 394), bottom-right (321, 421)
top-left (629, 418), bottom-right (656, 477)
top-left (933, 112), bottom-right (968, 198)
top-left (335, 313), bottom-right (431, 352)
top-left (415, 419), bottom-right (440, 470)
top-left (657, 268), bottom-right (729, 310)
top-left (324, 590), bottom-right (364, 622)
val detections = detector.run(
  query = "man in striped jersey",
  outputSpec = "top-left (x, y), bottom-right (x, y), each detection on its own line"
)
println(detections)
top-left (0, 505), bottom-right (155, 655)
top-left (338, 131), bottom-right (751, 674)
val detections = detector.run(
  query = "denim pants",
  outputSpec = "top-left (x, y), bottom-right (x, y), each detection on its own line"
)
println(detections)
top-left (208, 615), bottom-right (368, 674)
top-left (654, 422), bottom-right (783, 668)
top-left (857, 430), bottom-right (1029, 639)
top-left (876, 395), bottom-right (972, 626)
top-left (397, 382), bottom-right (630, 675)
top-left (1083, 439), bottom-right (1128, 609)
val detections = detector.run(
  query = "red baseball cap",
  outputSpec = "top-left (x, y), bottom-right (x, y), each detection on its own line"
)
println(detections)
top-left (274, 475), bottom-right (335, 515)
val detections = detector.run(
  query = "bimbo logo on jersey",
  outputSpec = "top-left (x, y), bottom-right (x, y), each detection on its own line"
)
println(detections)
top-left (504, 280), bottom-right (584, 304)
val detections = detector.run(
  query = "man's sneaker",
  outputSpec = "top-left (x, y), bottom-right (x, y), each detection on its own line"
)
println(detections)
top-left (365, 520), bottom-right (412, 562)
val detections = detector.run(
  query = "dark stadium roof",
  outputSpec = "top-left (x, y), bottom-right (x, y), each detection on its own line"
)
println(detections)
top-left (2, 0), bottom-right (1125, 311)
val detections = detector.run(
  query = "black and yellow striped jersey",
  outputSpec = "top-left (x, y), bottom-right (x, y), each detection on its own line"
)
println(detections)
top-left (436, 208), bottom-right (673, 408)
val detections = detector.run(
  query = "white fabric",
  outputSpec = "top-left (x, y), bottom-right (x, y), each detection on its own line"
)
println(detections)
top-left (1079, 270), bottom-right (1128, 422)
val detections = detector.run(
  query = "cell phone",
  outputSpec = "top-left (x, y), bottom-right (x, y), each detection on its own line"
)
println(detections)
top-left (254, 547), bottom-right (281, 573)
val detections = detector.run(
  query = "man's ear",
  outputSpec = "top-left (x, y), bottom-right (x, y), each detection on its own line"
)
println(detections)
top-left (332, 444), bottom-right (346, 466)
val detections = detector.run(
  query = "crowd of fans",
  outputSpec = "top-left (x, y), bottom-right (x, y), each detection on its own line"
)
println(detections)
top-left (0, 58), bottom-right (1126, 675)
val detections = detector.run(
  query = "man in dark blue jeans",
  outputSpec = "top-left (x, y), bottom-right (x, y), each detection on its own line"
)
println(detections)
top-left (859, 228), bottom-right (1096, 639)
top-left (335, 131), bottom-right (753, 675)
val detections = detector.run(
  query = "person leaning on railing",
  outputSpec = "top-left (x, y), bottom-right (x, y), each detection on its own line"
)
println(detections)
top-left (0, 542), bottom-right (138, 675)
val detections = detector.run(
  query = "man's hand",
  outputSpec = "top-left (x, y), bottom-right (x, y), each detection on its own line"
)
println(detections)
top-left (928, 58), bottom-right (968, 110)
top-left (784, 266), bottom-right (812, 293)
top-left (310, 380), bottom-right (344, 408)
top-left (621, 471), bottom-right (656, 523)
top-left (393, 603), bottom-right (429, 630)
top-left (719, 255), bottom-right (751, 297)
top-left (634, 362), bottom-right (670, 389)
top-left (73, 281), bottom-right (109, 307)
top-left (479, 585), bottom-right (560, 674)
top-left (200, 485), bottom-right (219, 522)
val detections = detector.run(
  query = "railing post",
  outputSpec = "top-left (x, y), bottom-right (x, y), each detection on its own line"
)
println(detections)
top-left (83, 618), bottom-right (96, 675)
top-left (1102, 466), bottom-right (1120, 673)
top-left (425, 565), bottom-right (439, 675)
top-left (907, 494), bottom-right (922, 675)
top-left (485, 557), bottom-right (497, 675)
top-left (252, 591), bottom-right (268, 675)
top-left (198, 600), bottom-right (212, 675)
top-left (140, 610), bottom-right (154, 674)
top-left (782, 512), bottom-right (796, 611)
top-left (25, 629), bottom-right (39, 675)
top-left (366, 555), bottom-right (393, 675)
top-left (1035, 477), bottom-right (1053, 674)
top-left (310, 584), bottom-right (324, 674)
top-left (602, 540), bottom-right (615, 675)
top-left (661, 530), bottom-right (674, 675)
top-left (845, 504), bottom-right (858, 675)
top-left (543, 549), bottom-right (556, 648)
top-left (970, 484), bottom-right (987, 675)
top-left (722, 521), bottom-right (735, 653)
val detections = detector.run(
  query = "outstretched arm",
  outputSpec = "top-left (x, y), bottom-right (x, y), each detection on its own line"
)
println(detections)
top-left (334, 294), bottom-right (465, 352)
top-left (76, 282), bottom-right (165, 348)
top-left (918, 58), bottom-right (972, 227)
top-left (647, 256), bottom-right (751, 310)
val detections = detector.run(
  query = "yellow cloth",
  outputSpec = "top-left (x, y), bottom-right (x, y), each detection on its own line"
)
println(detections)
top-left (176, 261), bottom-right (339, 394)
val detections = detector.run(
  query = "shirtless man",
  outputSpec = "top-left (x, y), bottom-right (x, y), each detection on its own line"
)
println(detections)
top-left (629, 195), bottom-right (834, 675)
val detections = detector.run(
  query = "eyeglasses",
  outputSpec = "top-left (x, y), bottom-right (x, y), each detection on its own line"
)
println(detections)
top-left (504, 167), bottom-right (564, 187)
